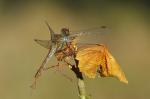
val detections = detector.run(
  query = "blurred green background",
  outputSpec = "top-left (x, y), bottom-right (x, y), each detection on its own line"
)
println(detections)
top-left (0, 0), bottom-right (150, 99)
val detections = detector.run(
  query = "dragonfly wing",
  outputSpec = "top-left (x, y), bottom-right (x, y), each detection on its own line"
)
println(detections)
top-left (35, 43), bottom-right (57, 78)
top-left (45, 21), bottom-right (55, 41)
top-left (47, 43), bottom-right (57, 59)
top-left (34, 39), bottom-right (51, 49)
top-left (69, 26), bottom-right (109, 38)
top-left (42, 43), bottom-right (57, 66)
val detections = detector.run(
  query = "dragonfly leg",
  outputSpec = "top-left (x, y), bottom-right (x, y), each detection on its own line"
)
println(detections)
top-left (43, 63), bottom-right (60, 71)
top-left (44, 62), bottom-right (73, 82)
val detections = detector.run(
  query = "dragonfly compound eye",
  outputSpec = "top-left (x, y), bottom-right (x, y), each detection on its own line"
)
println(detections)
top-left (61, 28), bottom-right (70, 36)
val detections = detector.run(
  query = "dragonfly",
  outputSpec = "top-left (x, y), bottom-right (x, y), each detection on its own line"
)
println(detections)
top-left (34, 22), bottom-right (108, 79)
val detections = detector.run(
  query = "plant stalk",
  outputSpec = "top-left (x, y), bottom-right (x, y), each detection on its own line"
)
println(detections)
top-left (78, 78), bottom-right (88, 99)
top-left (71, 62), bottom-right (90, 99)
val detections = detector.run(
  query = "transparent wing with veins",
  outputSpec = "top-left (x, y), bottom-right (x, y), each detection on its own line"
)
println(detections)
top-left (34, 39), bottom-right (51, 49)
top-left (69, 26), bottom-right (109, 38)
top-left (34, 22), bottom-right (58, 78)
top-left (35, 43), bottom-right (57, 78)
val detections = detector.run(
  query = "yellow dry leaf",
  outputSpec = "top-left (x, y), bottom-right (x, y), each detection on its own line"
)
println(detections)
top-left (76, 44), bottom-right (128, 84)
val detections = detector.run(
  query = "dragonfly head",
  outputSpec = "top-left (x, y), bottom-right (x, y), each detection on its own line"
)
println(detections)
top-left (61, 28), bottom-right (70, 36)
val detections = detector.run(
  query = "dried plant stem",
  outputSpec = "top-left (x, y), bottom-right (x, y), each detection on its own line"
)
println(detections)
top-left (70, 61), bottom-right (90, 99)
top-left (77, 78), bottom-right (88, 99)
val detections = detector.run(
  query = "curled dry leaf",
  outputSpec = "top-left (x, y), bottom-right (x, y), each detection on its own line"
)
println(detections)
top-left (76, 44), bottom-right (128, 84)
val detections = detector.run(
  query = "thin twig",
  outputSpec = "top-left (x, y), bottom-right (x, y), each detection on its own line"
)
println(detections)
top-left (69, 59), bottom-right (90, 99)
